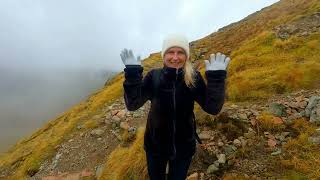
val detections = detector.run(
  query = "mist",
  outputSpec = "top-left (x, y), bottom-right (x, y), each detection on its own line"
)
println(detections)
top-left (0, 66), bottom-right (116, 152)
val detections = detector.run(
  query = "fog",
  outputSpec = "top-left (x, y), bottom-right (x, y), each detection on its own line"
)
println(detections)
top-left (0, 66), bottom-right (116, 152)
top-left (0, 0), bottom-right (279, 153)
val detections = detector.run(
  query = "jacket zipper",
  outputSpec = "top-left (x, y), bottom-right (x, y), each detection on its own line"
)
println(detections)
top-left (171, 69), bottom-right (178, 159)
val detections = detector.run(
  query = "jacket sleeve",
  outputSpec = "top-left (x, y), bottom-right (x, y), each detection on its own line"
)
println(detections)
top-left (193, 70), bottom-right (226, 115)
top-left (123, 65), bottom-right (153, 111)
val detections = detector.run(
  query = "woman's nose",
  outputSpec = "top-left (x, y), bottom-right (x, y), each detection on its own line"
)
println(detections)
top-left (172, 53), bottom-right (179, 60)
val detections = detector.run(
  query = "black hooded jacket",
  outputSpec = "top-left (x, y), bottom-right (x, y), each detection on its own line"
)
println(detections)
top-left (123, 64), bottom-right (226, 159)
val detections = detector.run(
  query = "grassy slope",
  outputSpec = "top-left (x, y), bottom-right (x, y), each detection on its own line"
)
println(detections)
top-left (0, 0), bottom-right (319, 179)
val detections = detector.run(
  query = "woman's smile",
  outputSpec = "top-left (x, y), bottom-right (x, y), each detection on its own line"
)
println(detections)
top-left (163, 47), bottom-right (187, 69)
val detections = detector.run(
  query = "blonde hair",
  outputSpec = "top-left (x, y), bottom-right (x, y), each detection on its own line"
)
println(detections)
top-left (183, 59), bottom-right (196, 88)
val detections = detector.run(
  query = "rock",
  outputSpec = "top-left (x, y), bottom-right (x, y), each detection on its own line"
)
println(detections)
top-left (288, 113), bottom-right (303, 121)
top-left (45, 169), bottom-right (95, 179)
top-left (117, 110), bottom-right (127, 118)
top-left (244, 130), bottom-right (255, 139)
top-left (233, 139), bottom-right (241, 147)
top-left (107, 105), bottom-right (113, 110)
top-left (266, 134), bottom-right (275, 140)
top-left (240, 138), bottom-right (247, 147)
top-left (268, 103), bottom-right (287, 117)
top-left (207, 164), bottom-right (219, 174)
top-left (287, 102), bottom-right (300, 109)
top-left (111, 116), bottom-right (121, 124)
top-left (228, 159), bottom-right (235, 166)
top-left (308, 136), bottom-right (320, 145)
top-left (199, 131), bottom-right (211, 140)
top-left (295, 95), bottom-right (305, 102)
top-left (246, 111), bottom-right (253, 117)
top-left (217, 141), bottom-right (224, 147)
top-left (251, 110), bottom-right (260, 116)
top-left (298, 101), bottom-right (308, 109)
top-left (133, 113), bottom-right (141, 118)
top-left (200, 173), bottom-right (205, 180)
top-left (238, 113), bottom-right (248, 120)
top-left (187, 172), bottom-right (198, 180)
top-left (230, 104), bottom-right (238, 108)
top-left (250, 118), bottom-right (257, 126)
top-left (111, 130), bottom-right (122, 141)
top-left (93, 115), bottom-right (101, 120)
top-left (77, 125), bottom-right (84, 130)
top-left (300, 110), bottom-right (306, 117)
top-left (223, 145), bottom-right (236, 156)
top-left (126, 111), bottom-right (133, 117)
top-left (214, 160), bottom-right (220, 167)
top-left (281, 132), bottom-right (290, 138)
top-left (104, 118), bottom-right (111, 125)
top-left (271, 149), bottom-right (282, 156)
top-left (55, 152), bottom-right (62, 160)
top-left (95, 164), bottom-right (105, 179)
top-left (273, 117), bottom-right (284, 124)
top-left (81, 168), bottom-right (95, 177)
top-left (128, 126), bottom-right (137, 135)
top-left (217, 154), bottom-right (226, 164)
top-left (90, 129), bottom-right (105, 137)
top-left (267, 139), bottom-right (277, 147)
top-left (275, 134), bottom-right (286, 142)
top-left (305, 96), bottom-right (320, 123)
top-left (120, 122), bottom-right (130, 130)
top-left (51, 152), bottom-right (62, 169)
top-left (111, 110), bottom-right (119, 116)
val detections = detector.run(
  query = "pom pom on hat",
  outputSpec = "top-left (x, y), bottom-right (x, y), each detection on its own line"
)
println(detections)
top-left (161, 33), bottom-right (190, 60)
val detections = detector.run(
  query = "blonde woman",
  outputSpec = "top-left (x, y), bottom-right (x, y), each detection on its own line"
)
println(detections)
top-left (121, 34), bottom-right (230, 180)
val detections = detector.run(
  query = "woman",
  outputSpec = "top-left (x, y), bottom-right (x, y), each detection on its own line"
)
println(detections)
top-left (120, 34), bottom-right (230, 180)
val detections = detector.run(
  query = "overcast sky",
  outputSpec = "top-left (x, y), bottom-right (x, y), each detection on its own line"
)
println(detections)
top-left (0, 0), bottom-right (279, 72)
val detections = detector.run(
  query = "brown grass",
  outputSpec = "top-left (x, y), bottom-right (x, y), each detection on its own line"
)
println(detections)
top-left (281, 118), bottom-right (320, 178)
top-left (99, 128), bottom-right (148, 180)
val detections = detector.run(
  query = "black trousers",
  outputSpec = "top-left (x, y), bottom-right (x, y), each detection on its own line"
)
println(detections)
top-left (145, 152), bottom-right (193, 180)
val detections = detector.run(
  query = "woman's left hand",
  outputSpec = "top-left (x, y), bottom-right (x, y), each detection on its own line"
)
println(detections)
top-left (204, 52), bottom-right (231, 71)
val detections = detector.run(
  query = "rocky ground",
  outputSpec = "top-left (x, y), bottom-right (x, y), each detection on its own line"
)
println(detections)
top-left (187, 89), bottom-right (320, 179)
top-left (273, 12), bottom-right (320, 39)
top-left (1, 89), bottom-right (319, 180)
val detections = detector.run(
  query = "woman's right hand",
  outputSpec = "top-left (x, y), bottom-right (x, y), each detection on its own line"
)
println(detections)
top-left (120, 48), bottom-right (141, 66)
top-left (204, 52), bottom-right (230, 71)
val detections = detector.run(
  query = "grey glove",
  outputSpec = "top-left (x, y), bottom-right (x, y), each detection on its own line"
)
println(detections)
top-left (120, 48), bottom-right (141, 66)
top-left (204, 52), bottom-right (230, 71)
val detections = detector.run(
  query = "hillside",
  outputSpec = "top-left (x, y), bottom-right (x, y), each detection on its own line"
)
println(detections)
top-left (1, 0), bottom-right (320, 179)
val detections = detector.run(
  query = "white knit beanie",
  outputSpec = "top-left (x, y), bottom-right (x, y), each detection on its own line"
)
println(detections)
top-left (161, 33), bottom-right (190, 60)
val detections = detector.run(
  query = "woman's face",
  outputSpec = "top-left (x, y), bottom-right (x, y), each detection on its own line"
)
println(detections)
top-left (163, 47), bottom-right (187, 69)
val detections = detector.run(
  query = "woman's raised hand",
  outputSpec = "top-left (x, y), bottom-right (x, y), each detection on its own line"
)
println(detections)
top-left (120, 48), bottom-right (142, 66)
top-left (204, 52), bottom-right (230, 71)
